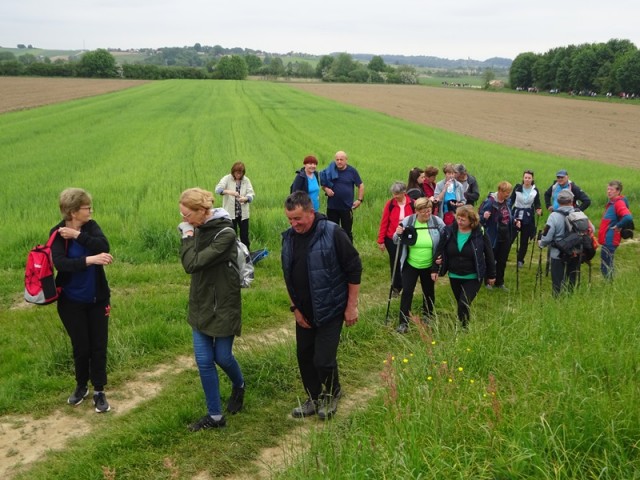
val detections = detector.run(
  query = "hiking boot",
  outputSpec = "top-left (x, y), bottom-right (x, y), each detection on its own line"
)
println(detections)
top-left (93, 392), bottom-right (111, 413)
top-left (189, 415), bottom-right (226, 431)
top-left (318, 391), bottom-right (342, 420)
top-left (291, 398), bottom-right (318, 418)
top-left (68, 385), bottom-right (88, 406)
top-left (396, 323), bottom-right (409, 334)
top-left (226, 384), bottom-right (245, 414)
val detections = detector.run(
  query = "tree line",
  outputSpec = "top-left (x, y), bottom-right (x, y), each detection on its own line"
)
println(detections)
top-left (0, 47), bottom-right (418, 84)
top-left (509, 38), bottom-right (640, 96)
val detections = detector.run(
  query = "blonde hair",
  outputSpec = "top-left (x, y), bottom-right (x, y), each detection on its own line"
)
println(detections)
top-left (180, 188), bottom-right (214, 211)
top-left (442, 163), bottom-right (456, 174)
top-left (59, 188), bottom-right (92, 221)
top-left (498, 181), bottom-right (513, 193)
top-left (414, 197), bottom-right (433, 211)
top-left (455, 205), bottom-right (480, 229)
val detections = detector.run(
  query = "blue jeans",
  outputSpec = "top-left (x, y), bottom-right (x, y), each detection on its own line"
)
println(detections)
top-left (600, 245), bottom-right (617, 279)
top-left (192, 329), bottom-right (244, 416)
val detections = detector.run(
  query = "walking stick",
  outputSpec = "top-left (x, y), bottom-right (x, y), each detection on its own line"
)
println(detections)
top-left (515, 230), bottom-right (520, 292)
top-left (534, 245), bottom-right (543, 296)
top-left (385, 242), bottom-right (402, 325)
top-left (529, 214), bottom-right (540, 270)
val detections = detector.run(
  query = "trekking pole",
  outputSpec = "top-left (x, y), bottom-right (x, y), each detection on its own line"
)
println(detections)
top-left (534, 245), bottom-right (543, 296)
top-left (515, 230), bottom-right (520, 292)
top-left (385, 241), bottom-right (402, 325)
top-left (529, 215), bottom-right (540, 270)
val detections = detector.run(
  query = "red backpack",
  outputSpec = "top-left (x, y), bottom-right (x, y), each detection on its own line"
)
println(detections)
top-left (24, 230), bottom-right (62, 305)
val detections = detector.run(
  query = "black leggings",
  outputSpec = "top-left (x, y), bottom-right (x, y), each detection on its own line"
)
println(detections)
top-left (448, 278), bottom-right (481, 327)
top-left (57, 296), bottom-right (110, 389)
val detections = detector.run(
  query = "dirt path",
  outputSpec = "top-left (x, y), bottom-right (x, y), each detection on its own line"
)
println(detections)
top-left (0, 326), bottom-right (294, 479)
top-left (290, 83), bottom-right (640, 169)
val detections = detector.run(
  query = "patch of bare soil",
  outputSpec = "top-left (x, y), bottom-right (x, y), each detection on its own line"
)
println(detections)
top-left (290, 83), bottom-right (640, 169)
top-left (0, 326), bottom-right (294, 480)
top-left (0, 77), bottom-right (149, 114)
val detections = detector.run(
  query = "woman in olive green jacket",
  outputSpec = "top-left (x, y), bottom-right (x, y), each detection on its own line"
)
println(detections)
top-left (178, 188), bottom-right (245, 432)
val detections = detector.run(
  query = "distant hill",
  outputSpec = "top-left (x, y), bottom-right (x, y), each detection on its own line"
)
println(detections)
top-left (2, 45), bottom-right (511, 69)
top-left (347, 53), bottom-right (512, 69)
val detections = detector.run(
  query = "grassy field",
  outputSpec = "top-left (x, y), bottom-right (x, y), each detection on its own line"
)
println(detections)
top-left (1, 80), bottom-right (639, 479)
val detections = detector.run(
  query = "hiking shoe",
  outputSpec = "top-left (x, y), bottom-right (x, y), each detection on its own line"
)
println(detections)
top-left (93, 392), bottom-right (111, 413)
top-left (68, 385), bottom-right (88, 406)
top-left (189, 415), bottom-right (226, 431)
top-left (318, 391), bottom-right (342, 420)
top-left (291, 398), bottom-right (318, 418)
top-left (485, 284), bottom-right (493, 290)
top-left (396, 323), bottom-right (409, 334)
top-left (391, 287), bottom-right (401, 298)
top-left (517, 261), bottom-right (524, 268)
top-left (226, 384), bottom-right (245, 414)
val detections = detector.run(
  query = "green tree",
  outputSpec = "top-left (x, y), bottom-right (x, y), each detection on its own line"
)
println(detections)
top-left (315, 55), bottom-right (334, 78)
top-left (483, 68), bottom-right (496, 88)
top-left (328, 53), bottom-right (356, 81)
top-left (245, 54), bottom-right (262, 75)
top-left (569, 45), bottom-right (598, 92)
top-left (0, 51), bottom-right (16, 62)
top-left (79, 49), bottom-right (118, 78)
top-left (269, 57), bottom-right (285, 77)
top-left (615, 49), bottom-right (640, 94)
top-left (368, 55), bottom-right (386, 72)
top-left (18, 53), bottom-right (38, 65)
top-left (509, 52), bottom-right (538, 89)
top-left (214, 55), bottom-right (248, 80)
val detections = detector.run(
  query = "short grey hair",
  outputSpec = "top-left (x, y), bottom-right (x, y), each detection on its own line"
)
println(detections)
top-left (390, 181), bottom-right (407, 194)
top-left (455, 163), bottom-right (467, 174)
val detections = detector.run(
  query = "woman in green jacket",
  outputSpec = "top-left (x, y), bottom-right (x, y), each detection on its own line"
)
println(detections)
top-left (178, 188), bottom-right (245, 431)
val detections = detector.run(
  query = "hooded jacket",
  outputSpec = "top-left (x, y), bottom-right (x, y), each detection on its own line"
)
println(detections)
top-left (180, 208), bottom-right (242, 337)
top-left (599, 196), bottom-right (633, 248)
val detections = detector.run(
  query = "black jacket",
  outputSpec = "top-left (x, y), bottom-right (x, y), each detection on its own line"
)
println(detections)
top-left (544, 181), bottom-right (591, 211)
top-left (50, 220), bottom-right (110, 302)
top-left (435, 223), bottom-right (496, 282)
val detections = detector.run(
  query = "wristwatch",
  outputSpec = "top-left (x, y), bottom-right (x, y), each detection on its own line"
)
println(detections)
top-left (289, 305), bottom-right (297, 312)
top-left (358, 198), bottom-right (364, 202)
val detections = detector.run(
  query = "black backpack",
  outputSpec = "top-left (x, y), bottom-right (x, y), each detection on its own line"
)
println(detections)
top-left (554, 209), bottom-right (597, 263)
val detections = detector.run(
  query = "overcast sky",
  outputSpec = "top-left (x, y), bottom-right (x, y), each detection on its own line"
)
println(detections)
top-left (2, 0), bottom-right (639, 60)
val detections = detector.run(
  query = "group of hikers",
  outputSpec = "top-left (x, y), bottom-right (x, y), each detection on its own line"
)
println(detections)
top-left (47, 153), bottom-right (633, 431)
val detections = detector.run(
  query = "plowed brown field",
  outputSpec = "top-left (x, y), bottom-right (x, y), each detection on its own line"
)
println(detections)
top-left (0, 77), bottom-right (148, 113)
top-left (291, 83), bottom-right (640, 169)
top-left (2, 77), bottom-right (638, 168)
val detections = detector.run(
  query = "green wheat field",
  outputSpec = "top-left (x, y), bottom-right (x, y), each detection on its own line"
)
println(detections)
top-left (0, 80), bottom-right (638, 479)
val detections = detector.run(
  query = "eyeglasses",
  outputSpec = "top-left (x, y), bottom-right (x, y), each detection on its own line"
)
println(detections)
top-left (79, 206), bottom-right (93, 213)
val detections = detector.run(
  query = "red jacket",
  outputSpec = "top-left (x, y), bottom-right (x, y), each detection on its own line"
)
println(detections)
top-left (378, 196), bottom-right (414, 243)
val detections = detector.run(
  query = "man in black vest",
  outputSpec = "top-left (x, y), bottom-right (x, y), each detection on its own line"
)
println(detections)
top-left (281, 191), bottom-right (362, 420)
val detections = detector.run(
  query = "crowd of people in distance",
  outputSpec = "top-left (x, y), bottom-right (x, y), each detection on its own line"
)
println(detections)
top-left (46, 153), bottom-right (633, 431)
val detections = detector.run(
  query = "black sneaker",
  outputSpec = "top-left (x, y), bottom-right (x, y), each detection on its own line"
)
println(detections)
top-left (291, 398), bottom-right (318, 418)
top-left (318, 390), bottom-right (342, 420)
top-left (68, 385), bottom-right (88, 406)
top-left (189, 415), bottom-right (227, 431)
top-left (226, 384), bottom-right (245, 414)
top-left (93, 392), bottom-right (111, 413)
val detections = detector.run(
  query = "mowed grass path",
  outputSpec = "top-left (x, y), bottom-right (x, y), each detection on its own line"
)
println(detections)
top-left (1, 80), bottom-right (639, 479)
